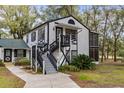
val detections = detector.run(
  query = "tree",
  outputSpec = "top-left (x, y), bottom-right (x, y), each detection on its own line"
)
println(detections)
top-left (109, 7), bottom-right (124, 62)
top-left (0, 6), bottom-right (38, 39)
top-left (38, 5), bottom-right (82, 22)
top-left (0, 29), bottom-right (9, 39)
top-left (100, 6), bottom-right (110, 62)
top-left (82, 6), bottom-right (101, 32)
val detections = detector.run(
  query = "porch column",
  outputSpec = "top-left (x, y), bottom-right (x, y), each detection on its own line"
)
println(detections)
top-left (30, 46), bottom-right (33, 68)
top-left (35, 44), bottom-right (38, 72)
top-left (0, 48), bottom-right (4, 62)
top-left (12, 49), bottom-right (14, 63)
top-left (57, 33), bottom-right (61, 69)
top-left (70, 34), bottom-right (72, 63)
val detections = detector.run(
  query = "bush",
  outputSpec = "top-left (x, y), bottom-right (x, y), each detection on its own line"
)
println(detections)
top-left (14, 57), bottom-right (30, 66)
top-left (58, 65), bottom-right (80, 72)
top-left (121, 58), bottom-right (124, 63)
top-left (118, 50), bottom-right (124, 57)
top-left (118, 50), bottom-right (124, 62)
top-left (0, 59), bottom-right (4, 66)
top-left (71, 54), bottom-right (96, 70)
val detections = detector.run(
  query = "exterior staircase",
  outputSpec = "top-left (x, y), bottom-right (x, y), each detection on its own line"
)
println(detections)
top-left (42, 52), bottom-right (57, 74)
top-left (36, 35), bottom-right (70, 74)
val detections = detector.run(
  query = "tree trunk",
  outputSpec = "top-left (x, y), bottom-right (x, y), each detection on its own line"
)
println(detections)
top-left (0, 34), bottom-right (1, 39)
top-left (101, 11), bottom-right (108, 62)
top-left (101, 37), bottom-right (105, 62)
top-left (13, 34), bottom-right (16, 39)
top-left (113, 39), bottom-right (117, 62)
top-left (104, 53), bottom-right (107, 60)
top-left (106, 45), bottom-right (109, 59)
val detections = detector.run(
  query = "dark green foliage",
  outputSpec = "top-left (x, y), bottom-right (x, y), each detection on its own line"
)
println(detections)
top-left (14, 57), bottom-right (30, 66)
top-left (0, 59), bottom-right (4, 66)
top-left (118, 50), bottom-right (124, 58)
top-left (58, 65), bottom-right (80, 72)
top-left (118, 50), bottom-right (124, 62)
top-left (71, 54), bottom-right (96, 70)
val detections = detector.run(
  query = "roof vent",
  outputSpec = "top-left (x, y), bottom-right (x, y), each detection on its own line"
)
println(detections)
top-left (68, 19), bottom-right (75, 25)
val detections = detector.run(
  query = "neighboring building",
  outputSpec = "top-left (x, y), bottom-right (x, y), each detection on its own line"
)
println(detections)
top-left (23, 15), bottom-right (99, 74)
top-left (0, 39), bottom-right (29, 62)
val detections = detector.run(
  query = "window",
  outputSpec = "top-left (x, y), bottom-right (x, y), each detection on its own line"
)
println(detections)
top-left (26, 35), bottom-right (29, 43)
top-left (89, 32), bottom-right (98, 46)
top-left (14, 49), bottom-right (26, 57)
top-left (31, 32), bottom-right (36, 42)
top-left (66, 29), bottom-right (77, 44)
top-left (5, 50), bottom-right (11, 56)
top-left (89, 48), bottom-right (99, 61)
top-left (89, 32), bottom-right (99, 61)
top-left (17, 50), bottom-right (24, 57)
top-left (38, 28), bottom-right (45, 41)
top-left (68, 19), bottom-right (75, 25)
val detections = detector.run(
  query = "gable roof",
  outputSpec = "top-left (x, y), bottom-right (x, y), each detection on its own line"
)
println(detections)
top-left (0, 39), bottom-right (29, 49)
top-left (28, 15), bottom-right (90, 34)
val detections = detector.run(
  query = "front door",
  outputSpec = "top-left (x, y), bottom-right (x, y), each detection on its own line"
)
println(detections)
top-left (56, 27), bottom-right (63, 42)
top-left (4, 49), bottom-right (12, 62)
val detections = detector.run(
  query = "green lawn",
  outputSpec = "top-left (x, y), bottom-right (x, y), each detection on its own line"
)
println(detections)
top-left (0, 66), bottom-right (25, 88)
top-left (68, 64), bottom-right (124, 88)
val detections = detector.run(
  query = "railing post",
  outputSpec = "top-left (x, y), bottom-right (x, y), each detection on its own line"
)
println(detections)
top-left (43, 60), bottom-right (45, 75)
top-left (57, 33), bottom-right (61, 69)
top-left (35, 45), bottom-right (38, 72)
top-left (69, 34), bottom-right (72, 63)
top-left (30, 47), bottom-right (33, 68)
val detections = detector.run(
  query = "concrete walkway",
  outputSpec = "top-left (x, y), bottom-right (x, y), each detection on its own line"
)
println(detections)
top-left (5, 64), bottom-right (80, 88)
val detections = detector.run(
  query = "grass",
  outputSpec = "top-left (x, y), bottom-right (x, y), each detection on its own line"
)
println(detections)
top-left (0, 66), bottom-right (25, 88)
top-left (67, 63), bottom-right (124, 88)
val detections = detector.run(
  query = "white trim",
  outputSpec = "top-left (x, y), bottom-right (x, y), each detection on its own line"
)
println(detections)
top-left (55, 22), bottom-right (82, 30)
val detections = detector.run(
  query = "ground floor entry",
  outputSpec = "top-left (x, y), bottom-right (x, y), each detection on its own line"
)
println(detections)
top-left (1, 48), bottom-right (29, 62)
top-left (4, 49), bottom-right (12, 62)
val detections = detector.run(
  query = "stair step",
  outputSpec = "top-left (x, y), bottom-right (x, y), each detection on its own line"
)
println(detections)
top-left (46, 70), bottom-right (57, 74)
top-left (41, 51), bottom-right (57, 74)
top-left (45, 67), bottom-right (56, 70)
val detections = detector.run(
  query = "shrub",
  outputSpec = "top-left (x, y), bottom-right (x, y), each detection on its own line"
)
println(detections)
top-left (118, 50), bottom-right (124, 62)
top-left (118, 50), bottom-right (124, 58)
top-left (14, 57), bottom-right (30, 66)
top-left (121, 58), bottom-right (124, 63)
top-left (58, 65), bottom-right (80, 72)
top-left (0, 59), bottom-right (4, 66)
top-left (71, 54), bottom-right (96, 70)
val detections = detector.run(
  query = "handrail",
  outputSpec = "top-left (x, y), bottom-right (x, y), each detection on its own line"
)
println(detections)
top-left (60, 47), bottom-right (70, 66)
top-left (47, 52), bottom-right (57, 70)
top-left (37, 35), bottom-right (71, 72)
top-left (32, 58), bottom-right (36, 71)
top-left (37, 50), bottom-right (43, 67)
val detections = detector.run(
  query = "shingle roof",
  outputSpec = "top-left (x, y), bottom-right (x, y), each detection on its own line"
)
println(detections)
top-left (0, 39), bottom-right (29, 49)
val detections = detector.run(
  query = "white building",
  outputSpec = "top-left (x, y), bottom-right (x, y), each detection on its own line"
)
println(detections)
top-left (23, 15), bottom-right (99, 74)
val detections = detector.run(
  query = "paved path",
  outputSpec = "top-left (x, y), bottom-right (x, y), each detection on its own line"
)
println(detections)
top-left (5, 64), bottom-right (80, 88)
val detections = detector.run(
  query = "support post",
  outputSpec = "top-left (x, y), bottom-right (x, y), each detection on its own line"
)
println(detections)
top-left (31, 47), bottom-right (32, 68)
top-left (12, 49), bottom-right (14, 63)
top-left (35, 45), bottom-right (38, 72)
top-left (57, 33), bottom-right (61, 69)
top-left (69, 34), bottom-right (72, 63)
top-left (43, 60), bottom-right (45, 75)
